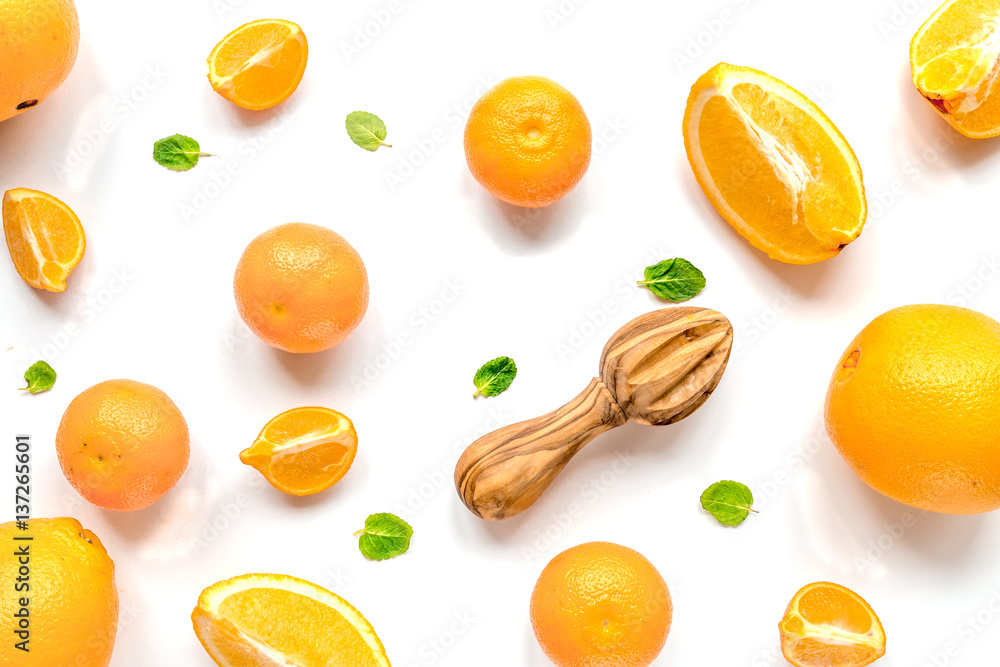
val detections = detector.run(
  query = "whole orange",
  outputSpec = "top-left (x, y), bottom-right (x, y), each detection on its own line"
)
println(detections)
top-left (464, 75), bottom-right (591, 208)
top-left (0, 517), bottom-right (118, 666)
top-left (56, 379), bottom-right (190, 511)
top-left (233, 223), bottom-right (369, 353)
top-left (0, 0), bottom-right (79, 122)
top-left (825, 304), bottom-right (1000, 514)
top-left (529, 541), bottom-right (672, 667)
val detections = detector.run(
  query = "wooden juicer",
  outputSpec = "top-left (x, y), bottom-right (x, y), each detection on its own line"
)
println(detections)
top-left (454, 306), bottom-right (734, 520)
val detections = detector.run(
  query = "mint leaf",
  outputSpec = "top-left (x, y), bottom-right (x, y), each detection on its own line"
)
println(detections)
top-left (354, 513), bottom-right (413, 561)
top-left (153, 134), bottom-right (211, 171)
top-left (700, 480), bottom-right (756, 526)
top-left (345, 111), bottom-right (391, 151)
top-left (473, 356), bottom-right (517, 398)
top-left (21, 360), bottom-right (56, 394)
top-left (638, 258), bottom-right (706, 302)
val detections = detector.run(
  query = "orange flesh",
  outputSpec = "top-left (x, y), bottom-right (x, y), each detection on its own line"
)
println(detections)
top-left (215, 589), bottom-right (382, 667)
top-left (208, 20), bottom-right (307, 111)
top-left (910, 0), bottom-right (1000, 137)
top-left (684, 63), bottom-right (866, 264)
top-left (239, 407), bottom-right (358, 496)
top-left (192, 574), bottom-right (391, 667)
top-left (780, 582), bottom-right (886, 667)
top-left (3, 188), bottom-right (85, 292)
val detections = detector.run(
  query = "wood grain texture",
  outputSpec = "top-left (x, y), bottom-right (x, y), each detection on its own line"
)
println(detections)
top-left (454, 379), bottom-right (626, 520)
top-left (454, 306), bottom-right (734, 521)
top-left (600, 307), bottom-right (733, 425)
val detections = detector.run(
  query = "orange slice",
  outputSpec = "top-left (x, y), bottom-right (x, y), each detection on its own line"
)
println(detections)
top-left (239, 407), bottom-right (357, 496)
top-left (910, 0), bottom-right (1000, 137)
top-left (192, 573), bottom-right (391, 667)
top-left (207, 19), bottom-right (308, 111)
top-left (3, 187), bottom-right (86, 292)
top-left (779, 581), bottom-right (887, 667)
top-left (683, 63), bottom-right (867, 265)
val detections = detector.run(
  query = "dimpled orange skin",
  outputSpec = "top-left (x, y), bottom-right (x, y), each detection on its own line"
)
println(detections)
top-left (56, 379), bottom-right (190, 512)
top-left (825, 304), bottom-right (1000, 514)
top-left (530, 542), bottom-right (672, 667)
top-left (0, 517), bottom-right (118, 666)
top-left (233, 223), bottom-right (369, 354)
top-left (464, 76), bottom-right (592, 208)
top-left (0, 0), bottom-right (79, 122)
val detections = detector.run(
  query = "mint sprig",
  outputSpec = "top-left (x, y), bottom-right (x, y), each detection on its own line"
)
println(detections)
top-left (20, 360), bottom-right (56, 394)
top-left (153, 134), bottom-right (213, 171)
top-left (345, 111), bottom-right (391, 151)
top-left (473, 356), bottom-right (517, 398)
top-left (354, 513), bottom-right (413, 561)
top-left (638, 258), bottom-right (706, 302)
top-left (700, 480), bottom-right (757, 526)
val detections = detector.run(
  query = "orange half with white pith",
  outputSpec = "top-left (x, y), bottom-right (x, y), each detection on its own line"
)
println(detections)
top-left (192, 573), bottom-right (391, 667)
top-left (239, 407), bottom-right (357, 496)
top-left (207, 19), bottom-right (308, 111)
top-left (910, 0), bottom-right (1000, 137)
top-left (3, 187), bottom-right (86, 292)
top-left (779, 581), bottom-right (887, 667)
top-left (683, 63), bottom-right (867, 265)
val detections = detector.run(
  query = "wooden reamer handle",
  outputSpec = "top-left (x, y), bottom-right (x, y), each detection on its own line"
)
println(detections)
top-left (454, 378), bottom-right (628, 521)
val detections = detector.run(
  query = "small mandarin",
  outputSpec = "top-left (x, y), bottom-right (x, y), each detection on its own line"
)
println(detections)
top-left (233, 223), bottom-right (369, 354)
top-left (56, 379), bottom-right (190, 511)
top-left (465, 75), bottom-right (592, 208)
top-left (530, 541), bottom-right (671, 667)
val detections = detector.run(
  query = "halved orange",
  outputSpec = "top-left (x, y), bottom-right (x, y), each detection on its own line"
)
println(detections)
top-left (3, 187), bottom-right (86, 292)
top-left (239, 407), bottom-right (357, 496)
top-left (779, 581), bottom-right (887, 667)
top-left (683, 63), bottom-right (867, 265)
top-left (910, 0), bottom-right (1000, 137)
top-left (192, 573), bottom-right (391, 667)
top-left (207, 19), bottom-right (308, 111)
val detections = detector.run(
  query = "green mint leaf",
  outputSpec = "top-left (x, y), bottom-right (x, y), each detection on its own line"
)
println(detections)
top-left (354, 513), bottom-right (413, 561)
top-left (345, 111), bottom-right (391, 151)
top-left (700, 480), bottom-right (757, 526)
top-left (21, 360), bottom-right (56, 394)
top-left (473, 356), bottom-right (517, 398)
top-left (638, 258), bottom-right (706, 302)
top-left (153, 134), bottom-right (211, 171)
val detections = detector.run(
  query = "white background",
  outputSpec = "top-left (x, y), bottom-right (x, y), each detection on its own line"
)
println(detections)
top-left (2, 0), bottom-right (1000, 665)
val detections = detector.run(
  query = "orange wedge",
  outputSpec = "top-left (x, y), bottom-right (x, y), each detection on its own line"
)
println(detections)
top-left (683, 63), bottom-right (867, 265)
top-left (910, 0), bottom-right (1000, 137)
top-left (3, 187), bottom-right (85, 292)
top-left (779, 581), bottom-right (887, 667)
top-left (239, 407), bottom-right (357, 496)
top-left (207, 19), bottom-right (308, 111)
top-left (192, 573), bottom-right (391, 667)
